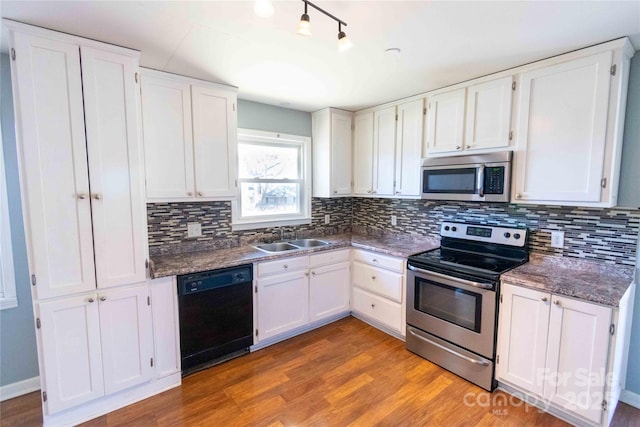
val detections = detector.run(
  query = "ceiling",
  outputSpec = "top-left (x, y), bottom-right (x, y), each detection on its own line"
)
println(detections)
top-left (1, 1), bottom-right (639, 112)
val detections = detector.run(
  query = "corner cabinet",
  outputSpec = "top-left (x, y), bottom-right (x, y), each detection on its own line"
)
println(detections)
top-left (312, 108), bottom-right (352, 197)
top-left (140, 69), bottom-right (237, 202)
top-left (512, 40), bottom-right (634, 207)
top-left (425, 75), bottom-right (513, 156)
top-left (497, 282), bottom-right (635, 426)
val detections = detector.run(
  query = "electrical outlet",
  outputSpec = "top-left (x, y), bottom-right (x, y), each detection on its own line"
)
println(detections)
top-left (550, 231), bottom-right (564, 248)
top-left (324, 214), bottom-right (330, 224)
top-left (187, 222), bottom-right (202, 238)
top-left (391, 215), bottom-right (397, 226)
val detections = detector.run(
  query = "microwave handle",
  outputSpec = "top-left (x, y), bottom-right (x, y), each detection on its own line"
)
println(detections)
top-left (477, 165), bottom-right (485, 198)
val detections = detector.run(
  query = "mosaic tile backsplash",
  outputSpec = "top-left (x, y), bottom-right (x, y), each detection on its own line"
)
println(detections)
top-left (352, 199), bottom-right (639, 266)
top-left (147, 198), bottom-right (352, 255)
top-left (148, 197), bottom-right (639, 266)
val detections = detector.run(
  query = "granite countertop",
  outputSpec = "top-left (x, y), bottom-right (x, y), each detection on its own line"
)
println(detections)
top-left (501, 254), bottom-right (635, 307)
top-left (150, 233), bottom-right (440, 279)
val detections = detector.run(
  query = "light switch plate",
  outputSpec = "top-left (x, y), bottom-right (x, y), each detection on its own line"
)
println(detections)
top-left (550, 230), bottom-right (564, 248)
top-left (391, 215), bottom-right (397, 226)
top-left (187, 222), bottom-right (202, 238)
top-left (324, 214), bottom-right (330, 224)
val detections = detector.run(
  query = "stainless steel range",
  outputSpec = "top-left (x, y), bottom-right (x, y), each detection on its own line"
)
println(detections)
top-left (406, 221), bottom-right (528, 391)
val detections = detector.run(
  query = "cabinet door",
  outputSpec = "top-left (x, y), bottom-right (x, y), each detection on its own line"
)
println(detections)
top-left (373, 106), bottom-right (396, 196)
top-left (38, 295), bottom-right (104, 414)
top-left (81, 47), bottom-right (147, 288)
top-left (330, 111), bottom-right (353, 195)
top-left (140, 73), bottom-right (194, 199)
top-left (465, 76), bottom-right (513, 151)
top-left (257, 271), bottom-right (309, 341)
top-left (353, 112), bottom-right (374, 195)
top-left (496, 284), bottom-right (550, 397)
top-left (395, 99), bottom-right (424, 197)
top-left (99, 285), bottom-right (154, 395)
top-left (191, 85), bottom-right (237, 199)
top-left (150, 277), bottom-right (180, 378)
top-left (10, 33), bottom-right (96, 299)
top-left (309, 262), bottom-right (350, 322)
top-left (426, 88), bottom-right (466, 154)
top-left (513, 52), bottom-right (613, 203)
top-left (544, 295), bottom-right (611, 424)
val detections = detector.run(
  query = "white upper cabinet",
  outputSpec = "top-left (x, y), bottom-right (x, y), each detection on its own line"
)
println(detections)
top-left (512, 46), bottom-right (632, 207)
top-left (10, 30), bottom-right (147, 299)
top-left (465, 76), bottom-right (513, 151)
top-left (373, 106), bottom-right (397, 196)
top-left (394, 99), bottom-right (424, 197)
top-left (425, 88), bottom-right (466, 154)
top-left (352, 112), bottom-right (375, 196)
top-left (11, 33), bottom-right (96, 299)
top-left (81, 47), bottom-right (147, 289)
top-left (140, 69), bottom-right (238, 202)
top-left (312, 108), bottom-right (352, 197)
top-left (191, 85), bottom-right (237, 199)
top-left (425, 76), bottom-right (514, 156)
top-left (140, 74), bottom-right (194, 199)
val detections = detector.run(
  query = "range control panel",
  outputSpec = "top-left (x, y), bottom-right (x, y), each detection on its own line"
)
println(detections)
top-left (440, 222), bottom-right (527, 247)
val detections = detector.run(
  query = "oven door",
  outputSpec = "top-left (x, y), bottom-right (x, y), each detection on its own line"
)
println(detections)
top-left (406, 264), bottom-right (497, 358)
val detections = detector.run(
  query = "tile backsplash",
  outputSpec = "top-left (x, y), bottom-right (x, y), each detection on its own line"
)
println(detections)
top-left (147, 198), bottom-right (352, 256)
top-left (352, 199), bottom-right (640, 266)
top-left (148, 197), bottom-right (638, 265)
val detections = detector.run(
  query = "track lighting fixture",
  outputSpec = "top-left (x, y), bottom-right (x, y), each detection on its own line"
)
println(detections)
top-left (295, 0), bottom-right (352, 51)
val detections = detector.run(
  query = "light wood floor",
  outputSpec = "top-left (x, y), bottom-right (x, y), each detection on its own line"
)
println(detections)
top-left (2, 317), bottom-right (639, 426)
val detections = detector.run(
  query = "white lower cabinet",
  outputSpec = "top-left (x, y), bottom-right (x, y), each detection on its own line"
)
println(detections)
top-left (351, 249), bottom-right (405, 336)
top-left (497, 283), bottom-right (614, 425)
top-left (37, 285), bottom-right (153, 414)
top-left (255, 250), bottom-right (350, 344)
top-left (149, 276), bottom-right (181, 379)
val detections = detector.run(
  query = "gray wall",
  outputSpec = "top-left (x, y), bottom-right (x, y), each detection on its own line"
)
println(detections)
top-left (618, 54), bottom-right (640, 208)
top-left (628, 232), bottom-right (640, 394)
top-left (0, 54), bottom-right (39, 387)
top-left (237, 99), bottom-right (312, 137)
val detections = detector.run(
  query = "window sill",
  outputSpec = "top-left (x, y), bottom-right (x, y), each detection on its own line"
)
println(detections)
top-left (0, 297), bottom-right (18, 310)
top-left (232, 217), bottom-right (312, 232)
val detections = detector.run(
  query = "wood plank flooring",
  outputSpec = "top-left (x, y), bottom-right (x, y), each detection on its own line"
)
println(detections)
top-left (2, 317), bottom-right (639, 426)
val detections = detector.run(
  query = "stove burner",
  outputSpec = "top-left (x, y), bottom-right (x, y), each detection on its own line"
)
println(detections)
top-left (457, 259), bottom-right (499, 271)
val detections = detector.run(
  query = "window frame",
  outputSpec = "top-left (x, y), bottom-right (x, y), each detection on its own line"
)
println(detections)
top-left (232, 129), bottom-right (311, 231)
top-left (0, 120), bottom-right (17, 310)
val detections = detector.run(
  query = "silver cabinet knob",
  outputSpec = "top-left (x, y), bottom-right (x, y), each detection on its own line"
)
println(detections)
top-left (371, 276), bottom-right (376, 280)
top-left (515, 193), bottom-right (522, 199)
top-left (93, 193), bottom-right (102, 200)
top-left (305, 271), bottom-right (309, 276)
top-left (372, 259), bottom-right (378, 263)
top-left (541, 297), bottom-right (548, 302)
top-left (456, 146), bottom-right (461, 150)
top-left (88, 297), bottom-right (95, 303)
top-left (466, 145), bottom-right (471, 149)
top-left (553, 300), bottom-right (561, 306)
top-left (283, 264), bottom-right (288, 269)
top-left (100, 296), bottom-right (107, 302)
top-left (77, 193), bottom-right (87, 200)
top-left (187, 192), bottom-right (194, 196)
top-left (333, 190), bottom-right (338, 194)
top-left (311, 271), bottom-right (316, 276)
top-left (395, 191), bottom-right (401, 195)
top-left (371, 303), bottom-right (375, 309)
top-left (371, 191), bottom-right (376, 194)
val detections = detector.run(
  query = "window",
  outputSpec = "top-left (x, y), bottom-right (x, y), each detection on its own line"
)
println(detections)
top-left (0, 121), bottom-right (17, 310)
top-left (232, 129), bottom-right (311, 230)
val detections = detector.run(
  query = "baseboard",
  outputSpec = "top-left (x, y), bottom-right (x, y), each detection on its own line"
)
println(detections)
top-left (620, 390), bottom-right (640, 409)
top-left (0, 376), bottom-right (41, 402)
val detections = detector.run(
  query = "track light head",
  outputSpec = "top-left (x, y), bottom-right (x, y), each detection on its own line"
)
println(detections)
top-left (337, 31), bottom-right (352, 51)
top-left (296, 13), bottom-right (312, 36)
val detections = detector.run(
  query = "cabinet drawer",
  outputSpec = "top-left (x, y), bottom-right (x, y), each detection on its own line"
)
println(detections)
top-left (352, 249), bottom-right (404, 273)
top-left (352, 287), bottom-right (402, 332)
top-left (352, 262), bottom-right (403, 303)
top-left (310, 249), bottom-right (350, 267)
top-left (257, 256), bottom-right (309, 277)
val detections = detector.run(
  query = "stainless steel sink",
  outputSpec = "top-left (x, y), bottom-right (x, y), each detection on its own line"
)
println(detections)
top-left (253, 242), bottom-right (299, 253)
top-left (288, 239), bottom-right (329, 248)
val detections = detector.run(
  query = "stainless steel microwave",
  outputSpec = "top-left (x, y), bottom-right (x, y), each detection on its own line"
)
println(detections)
top-left (421, 152), bottom-right (511, 202)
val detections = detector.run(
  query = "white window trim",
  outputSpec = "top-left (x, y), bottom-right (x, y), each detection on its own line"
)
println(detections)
top-left (0, 120), bottom-right (17, 310)
top-left (232, 129), bottom-right (312, 231)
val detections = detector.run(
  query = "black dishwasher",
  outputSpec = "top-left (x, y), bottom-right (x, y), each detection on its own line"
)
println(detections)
top-left (177, 264), bottom-right (253, 376)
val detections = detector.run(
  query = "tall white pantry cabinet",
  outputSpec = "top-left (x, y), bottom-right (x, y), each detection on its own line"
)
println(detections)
top-left (6, 21), bottom-right (181, 425)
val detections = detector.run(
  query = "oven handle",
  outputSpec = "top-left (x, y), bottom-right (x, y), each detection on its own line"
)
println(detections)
top-left (409, 329), bottom-right (490, 366)
top-left (407, 264), bottom-right (494, 290)
top-left (477, 164), bottom-right (485, 198)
